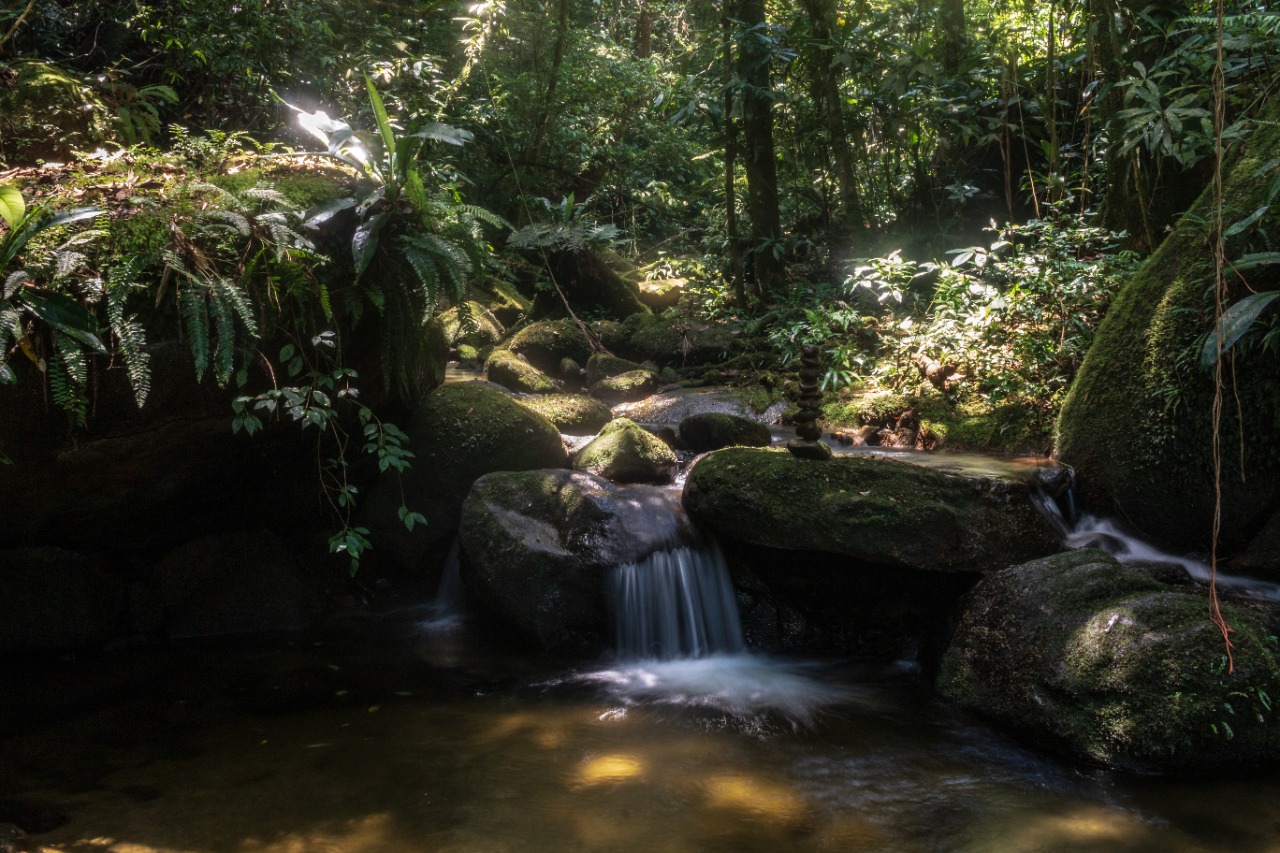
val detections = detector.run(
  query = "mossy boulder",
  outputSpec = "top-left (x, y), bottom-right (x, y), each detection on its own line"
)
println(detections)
top-left (472, 277), bottom-right (532, 326)
top-left (459, 470), bottom-right (694, 650)
top-left (637, 278), bottom-right (686, 312)
top-left (506, 319), bottom-right (592, 374)
top-left (682, 447), bottom-right (1058, 572)
top-left (516, 394), bottom-right (613, 436)
top-left (440, 301), bottom-right (505, 348)
top-left (937, 549), bottom-right (1280, 772)
top-left (1056, 101), bottom-right (1280, 551)
top-left (585, 352), bottom-right (647, 385)
top-left (679, 412), bottom-right (773, 452)
top-left (533, 249), bottom-right (650, 319)
top-left (484, 348), bottom-right (558, 394)
top-left (590, 369), bottom-right (660, 404)
top-left (359, 384), bottom-right (568, 579)
top-left (604, 312), bottom-right (741, 367)
top-left (573, 418), bottom-right (678, 484)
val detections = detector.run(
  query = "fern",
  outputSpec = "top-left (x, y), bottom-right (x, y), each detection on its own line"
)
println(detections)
top-left (179, 282), bottom-right (212, 382)
top-left (50, 332), bottom-right (89, 426)
top-left (106, 265), bottom-right (152, 407)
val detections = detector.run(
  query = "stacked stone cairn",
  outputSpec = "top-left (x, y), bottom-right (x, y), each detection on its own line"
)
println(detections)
top-left (787, 344), bottom-right (833, 460)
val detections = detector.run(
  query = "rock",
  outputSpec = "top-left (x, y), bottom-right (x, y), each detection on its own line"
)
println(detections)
top-left (679, 412), bottom-right (773, 452)
top-left (151, 531), bottom-right (316, 638)
top-left (937, 549), bottom-right (1280, 772)
top-left (440, 301), bottom-right (505, 348)
top-left (1229, 509), bottom-right (1280, 582)
top-left (585, 352), bottom-right (647, 385)
top-left (637, 278), bottom-right (685, 312)
top-left (0, 548), bottom-right (125, 652)
top-left (506, 319), bottom-right (592, 374)
top-left (1056, 98), bottom-right (1280, 551)
top-left (359, 383), bottom-right (569, 579)
top-left (600, 312), bottom-right (741, 367)
top-left (590, 368), bottom-right (660, 404)
top-left (613, 386), bottom-right (774, 425)
top-left (535, 249), bottom-right (650, 319)
top-left (484, 348), bottom-right (558, 394)
top-left (473, 276), bottom-right (532, 327)
top-left (683, 447), bottom-right (1059, 573)
top-left (573, 418), bottom-right (678, 484)
top-left (515, 394), bottom-right (613, 436)
top-left (785, 439), bottom-right (833, 460)
top-left (459, 469), bottom-right (693, 650)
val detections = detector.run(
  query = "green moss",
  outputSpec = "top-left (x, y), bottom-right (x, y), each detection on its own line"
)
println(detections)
top-left (1057, 101), bottom-right (1280, 549)
top-left (679, 412), bottom-right (772, 452)
top-left (516, 394), bottom-right (612, 436)
top-left (485, 349), bottom-right (557, 394)
top-left (590, 368), bottom-right (659, 403)
top-left (939, 549), bottom-right (1280, 771)
top-left (585, 352), bottom-right (645, 384)
top-left (573, 418), bottom-right (677, 484)
top-left (507, 320), bottom-right (591, 374)
top-left (208, 168), bottom-right (350, 210)
top-left (441, 301), bottom-right (505, 347)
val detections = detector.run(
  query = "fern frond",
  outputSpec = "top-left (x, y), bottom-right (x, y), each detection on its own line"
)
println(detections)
top-left (179, 281), bottom-right (211, 382)
top-left (198, 209), bottom-right (252, 237)
top-left (106, 268), bottom-right (151, 408)
top-left (208, 280), bottom-right (237, 387)
top-left (241, 186), bottom-right (290, 209)
top-left (401, 245), bottom-right (441, 317)
top-left (51, 332), bottom-right (89, 425)
top-left (460, 204), bottom-right (512, 231)
top-left (210, 275), bottom-right (259, 338)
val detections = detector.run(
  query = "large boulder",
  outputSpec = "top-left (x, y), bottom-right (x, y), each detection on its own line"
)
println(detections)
top-left (0, 548), bottom-right (126, 652)
top-left (459, 469), bottom-right (692, 650)
top-left (599, 312), bottom-right (742, 368)
top-left (440, 301), bottom-right (505, 348)
top-left (937, 549), bottom-right (1280, 772)
top-left (590, 369), bottom-right (660, 404)
top-left (679, 412), bottom-right (773, 452)
top-left (573, 418), bottom-right (677, 484)
top-left (1056, 101), bottom-right (1280, 552)
top-left (682, 447), bottom-right (1058, 573)
top-left (585, 352), bottom-right (648, 385)
top-left (515, 394), bottom-right (612, 436)
top-left (360, 383), bottom-right (569, 581)
top-left (506, 319), bottom-right (592, 374)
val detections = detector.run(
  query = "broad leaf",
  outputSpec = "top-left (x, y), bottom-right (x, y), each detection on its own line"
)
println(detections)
top-left (1232, 252), bottom-right (1280, 273)
top-left (415, 123), bottom-right (474, 147)
top-left (18, 290), bottom-right (107, 353)
top-left (352, 212), bottom-right (389, 280)
top-left (1201, 290), bottom-right (1280, 367)
top-left (304, 197), bottom-right (359, 228)
top-left (1225, 205), bottom-right (1269, 238)
top-left (0, 184), bottom-right (24, 231)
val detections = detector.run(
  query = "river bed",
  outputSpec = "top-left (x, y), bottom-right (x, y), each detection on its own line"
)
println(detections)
top-left (5, 619), bottom-right (1280, 853)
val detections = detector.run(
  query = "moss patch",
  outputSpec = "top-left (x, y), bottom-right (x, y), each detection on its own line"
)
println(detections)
top-left (485, 349), bottom-right (558, 394)
top-left (679, 412), bottom-right (772, 452)
top-left (516, 394), bottom-right (612, 436)
top-left (573, 418), bottom-right (677, 484)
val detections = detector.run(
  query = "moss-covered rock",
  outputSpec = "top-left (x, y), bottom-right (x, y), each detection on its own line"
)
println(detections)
top-left (459, 469), bottom-right (694, 650)
top-left (590, 369), bottom-right (660, 404)
top-left (506, 319), bottom-right (592, 374)
top-left (472, 276), bottom-right (532, 326)
top-left (679, 412), bottom-right (772, 452)
top-left (516, 394), bottom-right (613, 436)
top-left (484, 348), bottom-right (558, 394)
top-left (440, 301), bottom-right (505, 348)
top-left (359, 384), bottom-right (568, 578)
top-left (682, 447), bottom-right (1058, 572)
top-left (605, 312), bottom-right (741, 367)
top-left (533, 249), bottom-right (651, 319)
top-left (937, 549), bottom-right (1280, 772)
top-left (1056, 102), bottom-right (1280, 550)
top-left (638, 278), bottom-right (686, 312)
top-left (573, 418), bottom-right (678, 484)
top-left (585, 352), bottom-right (647, 385)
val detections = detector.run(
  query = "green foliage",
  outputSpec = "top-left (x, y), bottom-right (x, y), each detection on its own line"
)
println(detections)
top-left (508, 194), bottom-right (623, 254)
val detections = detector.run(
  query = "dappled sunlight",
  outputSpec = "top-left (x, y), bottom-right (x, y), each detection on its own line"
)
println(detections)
top-left (972, 804), bottom-right (1183, 852)
top-left (574, 753), bottom-right (647, 788)
top-left (701, 774), bottom-right (808, 823)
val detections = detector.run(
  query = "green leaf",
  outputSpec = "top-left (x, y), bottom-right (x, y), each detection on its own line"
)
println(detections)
top-left (415, 123), bottom-right (474, 147)
top-left (365, 75), bottom-right (398, 171)
top-left (18, 290), bottom-right (106, 352)
top-left (1233, 253), bottom-right (1280, 272)
top-left (0, 184), bottom-right (25, 231)
top-left (1201, 290), bottom-right (1280, 367)
top-left (1225, 205), bottom-right (1269, 238)
top-left (0, 363), bottom-right (14, 384)
top-left (353, 212), bottom-right (389, 280)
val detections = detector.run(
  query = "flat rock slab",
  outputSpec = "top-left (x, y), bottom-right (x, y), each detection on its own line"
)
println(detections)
top-left (613, 387), bottom-right (780, 426)
top-left (682, 447), bottom-right (1058, 573)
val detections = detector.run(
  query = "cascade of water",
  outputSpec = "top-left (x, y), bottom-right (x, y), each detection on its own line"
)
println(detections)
top-left (611, 538), bottom-right (746, 661)
top-left (422, 538), bottom-right (466, 630)
top-left (1032, 482), bottom-right (1280, 600)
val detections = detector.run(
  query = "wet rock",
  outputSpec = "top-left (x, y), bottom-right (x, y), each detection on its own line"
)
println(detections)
top-left (1230, 509), bottom-right (1280, 583)
top-left (0, 548), bottom-right (125, 652)
top-left (678, 412), bottom-right (772, 453)
top-left (937, 549), bottom-right (1280, 772)
top-left (360, 383), bottom-right (569, 580)
top-left (683, 447), bottom-right (1058, 573)
top-left (515, 394), bottom-right (612, 436)
top-left (152, 531), bottom-right (316, 638)
top-left (612, 386), bottom-right (775, 425)
top-left (459, 469), bottom-right (692, 650)
top-left (590, 369), bottom-right (660, 404)
top-left (484, 348), bottom-right (558, 394)
top-left (573, 418), bottom-right (677, 484)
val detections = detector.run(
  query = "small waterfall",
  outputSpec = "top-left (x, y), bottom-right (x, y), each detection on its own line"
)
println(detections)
top-left (422, 538), bottom-right (466, 630)
top-left (1032, 479), bottom-right (1280, 600)
top-left (611, 538), bottom-right (745, 661)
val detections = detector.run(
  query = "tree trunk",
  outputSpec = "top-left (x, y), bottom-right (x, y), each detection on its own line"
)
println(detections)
top-left (801, 0), bottom-right (863, 237)
top-left (723, 9), bottom-right (746, 305)
top-left (937, 0), bottom-right (966, 73)
top-left (734, 0), bottom-right (784, 299)
top-left (527, 0), bottom-right (571, 166)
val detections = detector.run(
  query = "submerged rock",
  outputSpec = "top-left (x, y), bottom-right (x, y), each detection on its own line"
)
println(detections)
top-left (573, 418), bottom-right (677, 484)
top-left (516, 393), bottom-right (613, 436)
top-left (683, 447), bottom-right (1058, 573)
top-left (459, 469), bottom-right (693, 650)
top-left (937, 549), bottom-right (1280, 772)
top-left (679, 412), bottom-right (772, 452)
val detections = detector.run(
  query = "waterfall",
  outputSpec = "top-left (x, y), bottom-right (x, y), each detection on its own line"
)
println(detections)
top-left (611, 537), bottom-right (746, 661)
